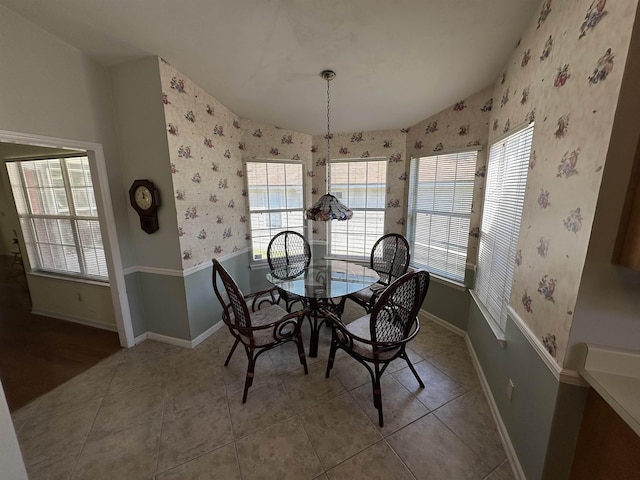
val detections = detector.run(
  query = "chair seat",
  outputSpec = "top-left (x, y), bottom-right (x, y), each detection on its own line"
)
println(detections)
top-left (242, 303), bottom-right (296, 347)
top-left (344, 315), bottom-right (401, 361)
top-left (351, 282), bottom-right (386, 304)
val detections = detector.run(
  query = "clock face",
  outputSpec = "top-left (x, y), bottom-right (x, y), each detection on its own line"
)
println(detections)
top-left (134, 186), bottom-right (153, 210)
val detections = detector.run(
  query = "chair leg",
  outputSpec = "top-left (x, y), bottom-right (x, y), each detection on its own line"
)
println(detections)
top-left (242, 352), bottom-right (255, 404)
top-left (373, 366), bottom-right (384, 427)
top-left (325, 337), bottom-right (338, 378)
top-left (295, 333), bottom-right (308, 375)
top-left (224, 338), bottom-right (240, 366)
top-left (403, 351), bottom-right (425, 388)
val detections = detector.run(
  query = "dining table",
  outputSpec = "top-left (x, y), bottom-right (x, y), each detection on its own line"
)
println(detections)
top-left (266, 258), bottom-right (380, 357)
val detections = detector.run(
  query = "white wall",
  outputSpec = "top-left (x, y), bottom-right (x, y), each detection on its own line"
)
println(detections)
top-left (0, 4), bottom-right (136, 447)
top-left (0, 4), bottom-right (133, 267)
top-left (0, 382), bottom-right (28, 480)
top-left (110, 57), bottom-right (182, 271)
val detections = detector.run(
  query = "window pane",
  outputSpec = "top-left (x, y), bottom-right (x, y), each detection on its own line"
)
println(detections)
top-left (330, 160), bottom-right (386, 258)
top-left (246, 161), bottom-right (304, 261)
top-left (407, 150), bottom-right (478, 282)
top-left (475, 124), bottom-right (534, 331)
top-left (6, 156), bottom-right (108, 281)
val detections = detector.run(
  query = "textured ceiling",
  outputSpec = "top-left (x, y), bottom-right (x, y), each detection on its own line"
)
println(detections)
top-left (0, 0), bottom-right (539, 135)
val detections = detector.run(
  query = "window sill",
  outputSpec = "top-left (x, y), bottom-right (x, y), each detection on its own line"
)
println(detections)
top-left (249, 262), bottom-right (270, 271)
top-left (469, 289), bottom-right (506, 347)
top-left (27, 271), bottom-right (110, 287)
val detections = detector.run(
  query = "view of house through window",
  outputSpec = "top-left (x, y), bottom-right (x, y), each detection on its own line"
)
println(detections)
top-left (6, 155), bottom-right (109, 281)
top-left (245, 160), bottom-right (304, 261)
top-left (407, 149), bottom-right (478, 283)
top-left (330, 159), bottom-right (387, 258)
top-left (475, 123), bottom-right (534, 331)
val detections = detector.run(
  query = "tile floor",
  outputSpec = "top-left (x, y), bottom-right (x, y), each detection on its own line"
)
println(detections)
top-left (12, 302), bottom-right (514, 480)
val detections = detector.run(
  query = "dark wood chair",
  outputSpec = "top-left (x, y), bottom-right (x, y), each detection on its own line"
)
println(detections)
top-left (267, 230), bottom-right (311, 312)
top-left (343, 233), bottom-right (411, 314)
top-left (212, 258), bottom-right (308, 403)
top-left (326, 269), bottom-right (431, 427)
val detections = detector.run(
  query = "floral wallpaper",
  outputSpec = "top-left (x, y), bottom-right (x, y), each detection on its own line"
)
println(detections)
top-left (310, 129), bottom-right (407, 241)
top-left (406, 87), bottom-right (493, 265)
top-left (155, 0), bottom-right (638, 367)
top-left (489, 0), bottom-right (638, 366)
top-left (239, 118), bottom-right (312, 214)
top-left (159, 60), bottom-right (248, 269)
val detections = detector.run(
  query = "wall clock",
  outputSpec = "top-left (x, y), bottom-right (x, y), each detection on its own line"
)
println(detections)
top-left (129, 179), bottom-right (160, 234)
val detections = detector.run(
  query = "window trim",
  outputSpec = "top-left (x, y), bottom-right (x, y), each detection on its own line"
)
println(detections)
top-left (407, 147), bottom-right (480, 283)
top-left (7, 154), bottom-right (109, 282)
top-left (244, 158), bottom-right (306, 265)
top-left (328, 157), bottom-right (387, 260)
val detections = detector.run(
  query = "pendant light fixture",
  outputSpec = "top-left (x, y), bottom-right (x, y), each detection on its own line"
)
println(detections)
top-left (305, 70), bottom-right (353, 221)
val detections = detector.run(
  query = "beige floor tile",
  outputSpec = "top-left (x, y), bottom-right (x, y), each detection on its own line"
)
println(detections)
top-left (71, 421), bottom-right (161, 479)
top-left (326, 355), bottom-right (373, 391)
top-left (393, 359), bottom-right (466, 410)
top-left (487, 459), bottom-right (516, 480)
top-left (157, 392), bottom-right (234, 473)
top-left (326, 440), bottom-right (414, 480)
top-left (228, 381), bottom-right (297, 438)
top-left (18, 398), bottom-right (101, 467)
top-left (267, 339), bottom-right (319, 374)
top-left (280, 360), bottom-right (345, 411)
top-left (384, 347), bottom-right (424, 374)
top-left (301, 393), bottom-right (381, 469)
top-left (107, 358), bottom-right (168, 394)
top-left (35, 365), bottom-right (115, 414)
top-left (122, 339), bottom-right (183, 363)
top-left (25, 448), bottom-right (81, 480)
top-left (219, 343), bottom-right (277, 390)
top-left (412, 320), bottom-right (467, 356)
top-left (427, 348), bottom-right (480, 390)
top-left (350, 374), bottom-right (429, 433)
top-left (89, 384), bottom-right (164, 440)
top-left (11, 397), bottom-right (42, 433)
top-left (387, 414), bottom-right (492, 480)
top-left (156, 443), bottom-right (241, 480)
top-left (164, 353), bottom-right (225, 413)
top-left (434, 387), bottom-right (506, 470)
top-left (236, 417), bottom-right (323, 480)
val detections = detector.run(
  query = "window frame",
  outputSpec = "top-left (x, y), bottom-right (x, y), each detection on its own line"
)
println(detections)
top-left (6, 154), bottom-right (109, 282)
top-left (244, 159), bottom-right (305, 265)
top-left (407, 147), bottom-right (480, 283)
top-left (328, 157), bottom-right (387, 260)
top-left (474, 122), bottom-right (534, 334)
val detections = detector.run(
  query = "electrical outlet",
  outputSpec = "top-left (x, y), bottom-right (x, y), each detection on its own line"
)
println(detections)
top-left (506, 379), bottom-right (515, 402)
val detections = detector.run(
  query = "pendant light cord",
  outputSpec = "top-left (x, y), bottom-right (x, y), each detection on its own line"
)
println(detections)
top-left (326, 74), bottom-right (331, 194)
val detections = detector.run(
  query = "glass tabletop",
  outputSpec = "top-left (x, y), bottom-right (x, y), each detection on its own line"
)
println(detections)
top-left (266, 259), bottom-right (380, 300)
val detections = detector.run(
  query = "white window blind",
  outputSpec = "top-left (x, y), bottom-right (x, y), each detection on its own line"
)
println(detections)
top-left (475, 123), bottom-right (534, 331)
top-left (407, 149), bottom-right (478, 282)
top-left (246, 161), bottom-right (304, 261)
top-left (6, 156), bottom-right (108, 281)
top-left (330, 159), bottom-right (387, 258)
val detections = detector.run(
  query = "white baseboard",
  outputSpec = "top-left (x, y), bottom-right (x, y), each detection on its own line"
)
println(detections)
top-left (133, 320), bottom-right (225, 349)
top-left (465, 334), bottom-right (526, 480)
top-left (31, 308), bottom-right (118, 332)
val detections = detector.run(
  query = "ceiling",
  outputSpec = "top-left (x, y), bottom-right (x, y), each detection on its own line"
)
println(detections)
top-left (0, 0), bottom-right (539, 135)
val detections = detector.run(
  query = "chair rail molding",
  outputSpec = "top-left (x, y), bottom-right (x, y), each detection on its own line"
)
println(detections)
top-left (507, 305), bottom-right (586, 387)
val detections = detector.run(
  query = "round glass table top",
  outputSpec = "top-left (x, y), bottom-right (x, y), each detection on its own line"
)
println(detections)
top-left (266, 259), bottom-right (380, 300)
